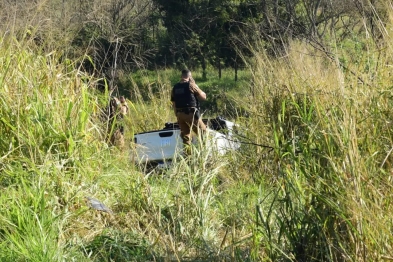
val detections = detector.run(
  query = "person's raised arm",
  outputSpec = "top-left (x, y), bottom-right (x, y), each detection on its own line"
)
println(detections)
top-left (189, 77), bottom-right (206, 101)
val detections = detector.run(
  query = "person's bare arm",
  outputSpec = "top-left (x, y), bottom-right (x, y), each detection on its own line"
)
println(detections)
top-left (196, 90), bottom-right (206, 100)
top-left (189, 77), bottom-right (207, 101)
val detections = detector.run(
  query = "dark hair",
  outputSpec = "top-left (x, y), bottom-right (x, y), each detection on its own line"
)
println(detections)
top-left (181, 69), bottom-right (191, 78)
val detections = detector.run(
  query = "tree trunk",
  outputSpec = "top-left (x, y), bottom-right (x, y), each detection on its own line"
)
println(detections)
top-left (235, 61), bottom-right (238, 82)
top-left (218, 59), bottom-right (221, 79)
top-left (202, 56), bottom-right (207, 80)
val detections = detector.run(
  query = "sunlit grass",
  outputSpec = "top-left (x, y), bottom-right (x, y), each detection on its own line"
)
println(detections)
top-left (2, 5), bottom-right (393, 262)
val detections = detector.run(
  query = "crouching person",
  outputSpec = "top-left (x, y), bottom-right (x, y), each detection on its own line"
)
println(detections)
top-left (108, 96), bottom-right (129, 149)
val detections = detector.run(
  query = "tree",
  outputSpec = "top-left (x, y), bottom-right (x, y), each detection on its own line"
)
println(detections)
top-left (71, 1), bottom-right (156, 81)
top-left (256, 0), bottom-right (362, 55)
top-left (152, 0), bottom-right (262, 80)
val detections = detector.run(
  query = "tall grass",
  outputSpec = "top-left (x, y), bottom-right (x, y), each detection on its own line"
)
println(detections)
top-left (231, 11), bottom-right (393, 260)
top-left (0, 33), bottom-right (256, 261)
top-left (3, 4), bottom-right (393, 262)
top-left (0, 36), bottom-right (144, 261)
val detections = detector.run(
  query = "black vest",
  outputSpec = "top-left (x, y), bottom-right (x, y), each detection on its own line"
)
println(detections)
top-left (172, 82), bottom-right (199, 108)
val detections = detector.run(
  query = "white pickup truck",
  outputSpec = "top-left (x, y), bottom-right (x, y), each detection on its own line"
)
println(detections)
top-left (132, 117), bottom-right (240, 166)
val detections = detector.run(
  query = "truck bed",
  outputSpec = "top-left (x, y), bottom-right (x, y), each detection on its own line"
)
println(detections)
top-left (132, 117), bottom-right (240, 163)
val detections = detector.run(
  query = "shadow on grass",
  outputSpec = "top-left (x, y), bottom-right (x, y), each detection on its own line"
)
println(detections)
top-left (83, 232), bottom-right (153, 262)
top-left (83, 231), bottom-right (254, 262)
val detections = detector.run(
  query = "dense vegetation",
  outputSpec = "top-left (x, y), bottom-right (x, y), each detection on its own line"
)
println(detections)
top-left (1, 0), bottom-right (393, 261)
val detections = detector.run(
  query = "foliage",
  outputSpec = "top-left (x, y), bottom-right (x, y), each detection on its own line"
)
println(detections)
top-left (84, 231), bottom-right (152, 261)
top-left (2, 1), bottom-right (393, 261)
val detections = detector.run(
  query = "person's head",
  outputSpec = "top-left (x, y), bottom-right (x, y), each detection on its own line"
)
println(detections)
top-left (181, 69), bottom-right (191, 80)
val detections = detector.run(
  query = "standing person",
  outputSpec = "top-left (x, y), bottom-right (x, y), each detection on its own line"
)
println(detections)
top-left (171, 69), bottom-right (207, 155)
top-left (118, 96), bottom-right (129, 135)
top-left (108, 95), bottom-right (128, 148)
